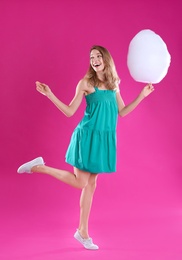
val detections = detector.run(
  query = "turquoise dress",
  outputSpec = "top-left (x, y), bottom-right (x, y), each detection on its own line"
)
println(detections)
top-left (65, 87), bottom-right (118, 173)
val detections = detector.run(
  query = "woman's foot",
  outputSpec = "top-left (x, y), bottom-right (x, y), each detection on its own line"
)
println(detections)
top-left (74, 229), bottom-right (99, 250)
top-left (17, 157), bottom-right (45, 174)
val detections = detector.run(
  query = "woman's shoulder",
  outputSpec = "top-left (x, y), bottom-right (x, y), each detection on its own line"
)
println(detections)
top-left (77, 78), bottom-right (93, 93)
top-left (78, 78), bottom-right (88, 87)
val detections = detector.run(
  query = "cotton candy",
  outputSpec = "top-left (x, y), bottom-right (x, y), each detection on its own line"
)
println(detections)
top-left (127, 29), bottom-right (171, 83)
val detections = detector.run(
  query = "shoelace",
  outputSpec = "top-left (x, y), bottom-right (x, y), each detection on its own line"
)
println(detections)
top-left (84, 238), bottom-right (94, 246)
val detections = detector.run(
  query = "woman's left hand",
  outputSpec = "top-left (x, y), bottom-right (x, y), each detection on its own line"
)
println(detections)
top-left (141, 83), bottom-right (155, 98)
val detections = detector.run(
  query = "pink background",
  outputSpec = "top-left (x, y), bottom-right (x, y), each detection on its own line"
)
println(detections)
top-left (0, 0), bottom-right (181, 259)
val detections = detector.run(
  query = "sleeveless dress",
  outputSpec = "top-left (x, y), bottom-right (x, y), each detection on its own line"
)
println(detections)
top-left (65, 87), bottom-right (118, 173)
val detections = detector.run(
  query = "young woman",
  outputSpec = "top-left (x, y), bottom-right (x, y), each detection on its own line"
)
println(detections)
top-left (17, 45), bottom-right (154, 250)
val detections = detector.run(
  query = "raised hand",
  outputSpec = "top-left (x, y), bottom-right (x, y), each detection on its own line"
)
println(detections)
top-left (141, 83), bottom-right (155, 98)
top-left (35, 81), bottom-right (52, 97)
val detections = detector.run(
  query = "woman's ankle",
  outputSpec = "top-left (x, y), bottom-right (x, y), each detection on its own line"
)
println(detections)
top-left (78, 228), bottom-right (89, 239)
top-left (31, 164), bottom-right (45, 173)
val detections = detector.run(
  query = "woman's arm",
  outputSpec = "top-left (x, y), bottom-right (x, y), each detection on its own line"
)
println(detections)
top-left (116, 84), bottom-right (154, 117)
top-left (35, 79), bottom-right (87, 117)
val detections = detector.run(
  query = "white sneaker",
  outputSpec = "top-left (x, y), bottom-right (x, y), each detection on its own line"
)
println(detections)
top-left (74, 230), bottom-right (99, 250)
top-left (17, 157), bottom-right (45, 174)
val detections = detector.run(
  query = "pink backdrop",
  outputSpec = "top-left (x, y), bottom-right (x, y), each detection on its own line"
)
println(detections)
top-left (0, 0), bottom-right (181, 259)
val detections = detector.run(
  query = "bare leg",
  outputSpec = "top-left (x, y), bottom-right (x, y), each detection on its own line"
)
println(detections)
top-left (31, 165), bottom-right (90, 189)
top-left (78, 173), bottom-right (98, 238)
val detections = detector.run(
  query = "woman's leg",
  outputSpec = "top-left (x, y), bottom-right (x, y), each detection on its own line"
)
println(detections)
top-left (78, 173), bottom-right (98, 238)
top-left (31, 164), bottom-right (90, 189)
top-left (32, 164), bottom-right (98, 237)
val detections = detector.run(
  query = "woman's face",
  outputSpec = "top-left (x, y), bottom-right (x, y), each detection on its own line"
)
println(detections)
top-left (90, 49), bottom-right (105, 72)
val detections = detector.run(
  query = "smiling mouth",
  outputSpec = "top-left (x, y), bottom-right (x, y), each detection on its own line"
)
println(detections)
top-left (93, 64), bottom-right (101, 67)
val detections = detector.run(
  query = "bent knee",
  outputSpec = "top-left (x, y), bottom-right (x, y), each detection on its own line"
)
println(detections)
top-left (79, 179), bottom-right (89, 189)
top-left (88, 176), bottom-right (98, 191)
top-left (74, 168), bottom-right (90, 189)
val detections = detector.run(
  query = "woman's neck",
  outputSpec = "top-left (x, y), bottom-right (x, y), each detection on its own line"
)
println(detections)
top-left (96, 71), bottom-right (105, 81)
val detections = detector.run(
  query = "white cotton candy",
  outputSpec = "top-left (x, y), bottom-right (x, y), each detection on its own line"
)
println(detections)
top-left (127, 29), bottom-right (171, 84)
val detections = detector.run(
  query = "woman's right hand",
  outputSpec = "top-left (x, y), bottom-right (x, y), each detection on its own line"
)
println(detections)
top-left (35, 81), bottom-right (52, 97)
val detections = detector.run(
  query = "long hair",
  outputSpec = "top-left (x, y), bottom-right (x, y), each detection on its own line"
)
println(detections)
top-left (84, 45), bottom-right (120, 90)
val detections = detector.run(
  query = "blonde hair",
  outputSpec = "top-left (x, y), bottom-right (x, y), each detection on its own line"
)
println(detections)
top-left (84, 45), bottom-right (120, 90)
